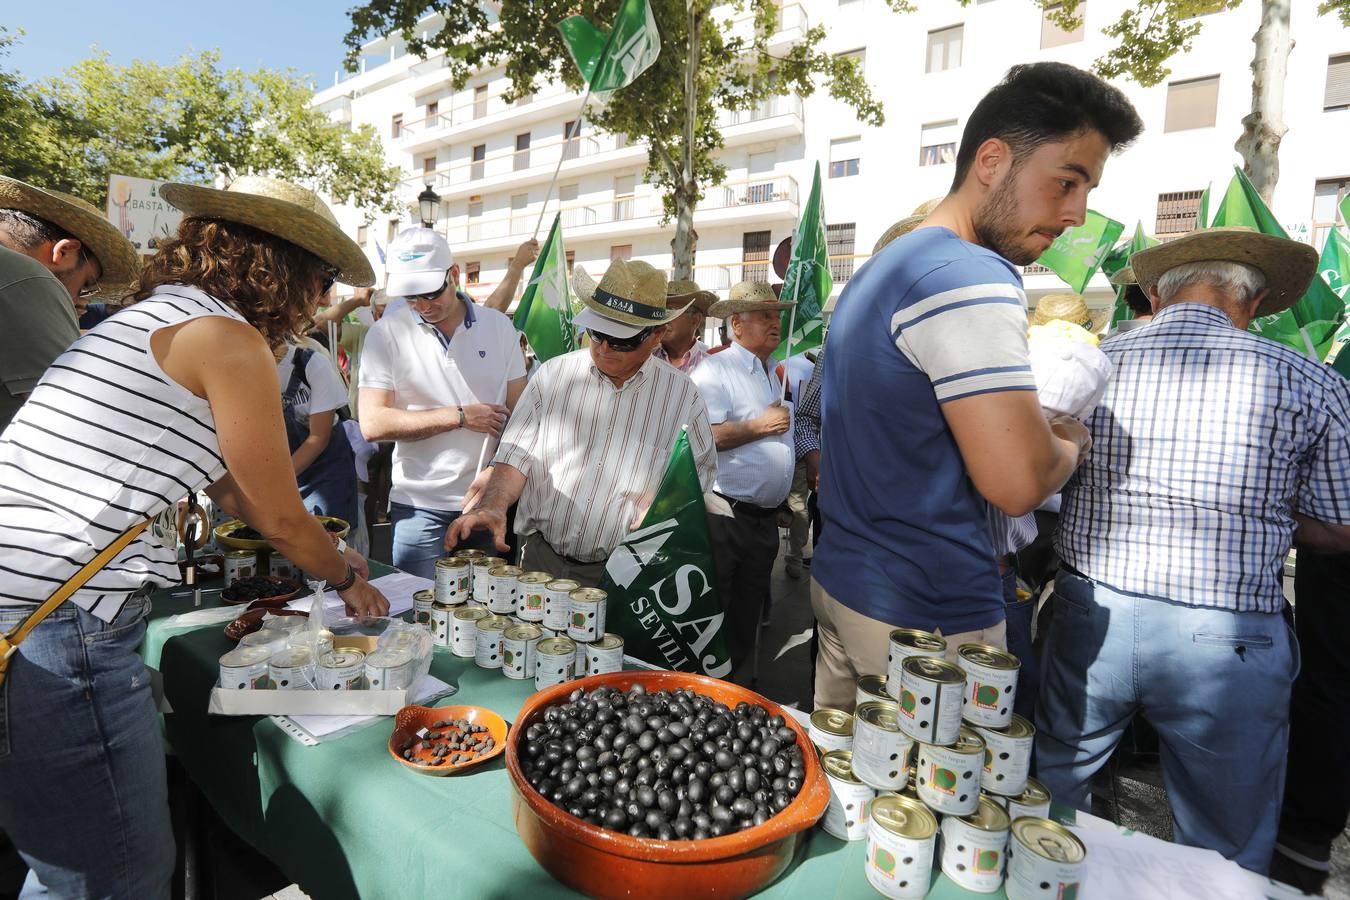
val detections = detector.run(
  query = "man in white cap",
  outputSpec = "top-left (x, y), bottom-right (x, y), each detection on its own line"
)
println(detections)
top-left (446, 259), bottom-right (717, 583)
top-left (0, 176), bottom-right (139, 432)
top-left (690, 282), bottom-right (796, 680)
top-left (358, 227), bottom-right (528, 577)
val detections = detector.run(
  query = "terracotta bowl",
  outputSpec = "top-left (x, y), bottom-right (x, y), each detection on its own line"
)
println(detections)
top-left (505, 671), bottom-right (830, 899)
top-left (389, 704), bottom-right (509, 776)
top-left (223, 607), bottom-right (308, 642)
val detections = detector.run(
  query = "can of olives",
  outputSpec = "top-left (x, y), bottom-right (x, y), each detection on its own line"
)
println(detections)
top-left (809, 707), bottom-right (855, 754)
top-left (957, 642), bottom-right (1020, 729)
top-left (218, 645), bottom-right (271, 690)
top-left (915, 725), bottom-right (985, 816)
top-left (451, 606), bottom-right (489, 658)
top-left (412, 588), bottom-right (435, 628)
top-left (975, 714), bottom-right (1034, 796)
top-left (502, 622), bottom-right (544, 679)
top-left (897, 655), bottom-right (966, 745)
top-left (364, 647), bottom-right (415, 690)
top-left (1001, 777), bottom-right (1052, 821)
top-left (268, 647), bottom-right (315, 690)
top-left (317, 649), bottom-right (366, 691)
top-left (852, 701), bottom-right (914, 791)
top-left (239, 630), bottom-right (289, 656)
top-left (584, 633), bottom-right (624, 676)
top-left (434, 557), bottom-right (470, 606)
top-left (536, 636), bottom-right (577, 690)
top-left (865, 794), bottom-right (938, 899)
top-left (1005, 817), bottom-right (1085, 900)
top-left (940, 794), bottom-right (1011, 893)
top-left (543, 579), bottom-right (579, 631)
top-left (821, 749), bottom-right (877, 841)
top-left (567, 587), bottom-right (608, 643)
top-left (471, 555), bottom-right (506, 604)
top-left (268, 554), bottom-right (299, 581)
top-left (856, 673), bottom-right (890, 710)
top-left (516, 571), bottom-right (552, 622)
top-left (475, 614), bottom-right (513, 668)
top-left (430, 600), bottom-right (455, 646)
top-left (885, 628), bottom-right (947, 700)
top-left (487, 565), bottom-right (524, 615)
top-left (223, 549), bottom-right (257, 584)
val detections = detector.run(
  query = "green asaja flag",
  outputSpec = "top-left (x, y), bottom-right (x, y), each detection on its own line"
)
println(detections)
top-left (1319, 226), bottom-right (1350, 342)
top-left (1036, 209), bottom-right (1124, 294)
top-left (1104, 222), bottom-right (1157, 326)
top-left (773, 161), bottom-right (831, 362)
top-left (513, 214), bottom-right (575, 361)
top-left (558, 0), bottom-right (660, 103)
top-left (1211, 167), bottom-right (1344, 359)
top-left (599, 430), bottom-right (732, 679)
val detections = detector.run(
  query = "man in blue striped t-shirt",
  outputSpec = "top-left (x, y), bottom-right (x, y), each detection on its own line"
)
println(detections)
top-left (811, 62), bottom-right (1142, 711)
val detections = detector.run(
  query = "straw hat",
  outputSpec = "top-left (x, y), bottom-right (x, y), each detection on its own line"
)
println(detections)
top-left (1107, 265), bottom-right (1136, 287)
top-left (0, 176), bottom-right (140, 292)
top-left (160, 176), bottom-right (375, 287)
top-left (1129, 226), bottom-right (1317, 317)
top-left (572, 258), bottom-right (688, 338)
top-left (708, 281), bottom-right (795, 319)
top-left (667, 279), bottom-right (717, 315)
top-left (1029, 292), bottom-right (1111, 333)
top-left (872, 197), bottom-right (946, 255)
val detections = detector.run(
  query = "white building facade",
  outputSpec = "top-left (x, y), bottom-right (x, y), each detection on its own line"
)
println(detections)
top-left (311, 0), bottom-right (1350, 310)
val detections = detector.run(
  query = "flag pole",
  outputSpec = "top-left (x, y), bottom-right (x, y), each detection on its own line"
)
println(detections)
top-left (778, 275), bottom-right (803, 403)
top-left (1298, 325), bottom-right (1319, 361)
top-left (534, 85), bottom-right (594, 241)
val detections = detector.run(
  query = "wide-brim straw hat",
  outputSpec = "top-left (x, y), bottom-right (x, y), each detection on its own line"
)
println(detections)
top-left (160, 176), bottom-right (375, 287)
top-left (709, 280), bottom-right (795, 319)
top-left (667, 279), bottom-right (717, 314)
top-left (572, 258), bottom-right (688, 338)
top-left (0, 176), bottom-right (140, 293)
top-left (872, 196), bottom-right (946, 255)
top-left (1030, 292), bottom-right (1112, 333)
top-left (1129, 226), bottom-right (1317, 317)
top-left (1108, 265), bottom-right (1137, 287)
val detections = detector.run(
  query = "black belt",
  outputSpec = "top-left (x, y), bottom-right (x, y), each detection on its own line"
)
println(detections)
top-left (715, 492), bottom-right (779, 519)
top-left (532, 532), bottom-right (605, 567)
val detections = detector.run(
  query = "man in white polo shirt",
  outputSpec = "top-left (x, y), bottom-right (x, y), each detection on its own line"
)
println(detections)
top-left (358, 227), bottom-right (526, 577)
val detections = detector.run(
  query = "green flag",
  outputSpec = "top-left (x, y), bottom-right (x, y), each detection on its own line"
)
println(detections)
top-left (1319, 226), bottom-right (1350, 342)
top-left (599, 431), bottom-right (732, 679)
top-left (1104, 223), bottom-right (1157, 326)
top-left (1036, 209), bottom-right (1124, 294)
top-left (513, 214), bottom-right (575, 361)
top-left (773, 162), bottom-right (831, 361)
top-left (1210, 167), bottom-right (1345, 359)
top-left (558, 0), bottom-right (660, 103)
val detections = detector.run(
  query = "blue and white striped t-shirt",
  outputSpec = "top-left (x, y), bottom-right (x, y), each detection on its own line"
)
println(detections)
top-left (814, 227), bottom-right (1034, 634)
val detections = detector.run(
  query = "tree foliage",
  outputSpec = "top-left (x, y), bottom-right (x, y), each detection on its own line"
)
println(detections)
top-left (345, 0), bottom-right (883, 275)
top-left (0, 36), bottom-right (401, 213)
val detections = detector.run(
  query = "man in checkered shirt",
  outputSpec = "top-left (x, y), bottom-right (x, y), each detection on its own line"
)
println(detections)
top-left (1037, 227), bottom-right (1350, 873)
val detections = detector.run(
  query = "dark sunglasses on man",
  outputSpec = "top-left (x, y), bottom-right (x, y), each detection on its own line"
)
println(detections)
top-left (407, 274), bottom-right (450, 303)
top-left (587, 326), bottom-right (655, 353)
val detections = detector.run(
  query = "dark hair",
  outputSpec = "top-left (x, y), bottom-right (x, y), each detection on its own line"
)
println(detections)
top-left (951, 62), bottom-right (1143, 191)
top-left (0, 209), bottom-right (72, 251)
top-left (1122, 283), bottom-right (1151, 317)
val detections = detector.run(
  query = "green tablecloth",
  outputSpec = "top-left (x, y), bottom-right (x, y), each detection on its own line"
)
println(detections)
top-left (141, 565), bottom-right (1010, 900)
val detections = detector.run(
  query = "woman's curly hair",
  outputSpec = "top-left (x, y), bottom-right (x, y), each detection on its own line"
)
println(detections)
top-left (135, 217), bottom-right (328, 348)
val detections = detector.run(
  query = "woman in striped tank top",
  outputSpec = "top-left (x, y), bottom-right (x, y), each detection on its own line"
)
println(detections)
top-left (0, 177), bottom-right (389, 898)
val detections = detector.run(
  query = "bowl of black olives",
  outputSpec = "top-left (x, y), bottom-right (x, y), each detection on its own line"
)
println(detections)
top-left (220, 575), bottom-right (303, 607)
top-left (505, 671), bottom-right (829, 899)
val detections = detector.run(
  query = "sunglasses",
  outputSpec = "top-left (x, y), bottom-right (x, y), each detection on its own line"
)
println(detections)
top-left (318, 263), bottom-right (339, 297)
top-left (407, 274), bottom-right (450, 304)
top-left (587, 326), bottom-right (655, 352)
top-left (77, 248), bottom-right (101, 298)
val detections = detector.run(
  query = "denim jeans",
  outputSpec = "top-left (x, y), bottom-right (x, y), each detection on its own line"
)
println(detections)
top-left (0, 593), bottom-right (174, 899)
top-left (1001, 567), bottom-right (1039, 722)
top-left (390, 501), bottom-right (499, 579)
top-left (1035, 569), bottom-right (1298, 873)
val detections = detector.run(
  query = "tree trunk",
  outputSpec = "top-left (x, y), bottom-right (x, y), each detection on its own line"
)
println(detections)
top-left (1234, 0), bottom-right (1290, 205)
top-left (670, 0), bottom-right (702, 280)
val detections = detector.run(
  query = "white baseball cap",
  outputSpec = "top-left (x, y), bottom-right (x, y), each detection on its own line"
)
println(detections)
top-left (385, 226), bottom-right (455, 298)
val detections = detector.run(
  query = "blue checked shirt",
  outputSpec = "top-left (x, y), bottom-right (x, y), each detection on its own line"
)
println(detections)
top-left (1057, 303), bottom-right (1350, 613)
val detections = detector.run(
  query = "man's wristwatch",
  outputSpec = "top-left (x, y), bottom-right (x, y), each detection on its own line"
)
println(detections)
top-left (456, 405), bottom-right (466, 429)
top-left (329, 562), bottom-right (357, 593)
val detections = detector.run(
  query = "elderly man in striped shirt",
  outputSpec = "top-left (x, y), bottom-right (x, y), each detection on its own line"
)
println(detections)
top-left (1038, 228), bottom-right (1350, 872)
top-left (446, 260), bottom-right (717, 583)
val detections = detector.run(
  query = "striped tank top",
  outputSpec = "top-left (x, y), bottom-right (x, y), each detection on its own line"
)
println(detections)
top-left (0, 285), bottom-right (244, 622)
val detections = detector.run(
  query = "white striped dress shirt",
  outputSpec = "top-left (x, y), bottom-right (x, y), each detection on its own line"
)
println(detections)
top-left (495, 349), bottom-right (718, 562)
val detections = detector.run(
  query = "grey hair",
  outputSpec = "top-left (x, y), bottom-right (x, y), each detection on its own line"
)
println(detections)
top-left (1155, 260), bottom-right (1266, 305)
top-left (0, 208), bottom-right (71, 251)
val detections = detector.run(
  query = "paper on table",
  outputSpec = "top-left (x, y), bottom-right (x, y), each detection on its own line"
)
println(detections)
top-left (278, 673), bottom-right (451, 741)
top-left (286, 571), bottom-right (431, 618)
top-left (1068, 824), bottom-right (1267, 900)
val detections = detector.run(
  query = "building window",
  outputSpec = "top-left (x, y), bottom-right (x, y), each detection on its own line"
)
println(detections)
top-left (562, 121), bottom-right (581, 161)
top-left (1326, 54), bottom-right (1350, 111)
top-left (742, 230), bottom-right (771, 282)
top-left (610, 244), bottom-right (633, 262)
top-left (1313, 178), bottom-right (1349, 247)
top-left (828, 222), bottom-right (857, 283)
top-left (515, 132), bottom-right (531, 171)
top-left (387, 219), bottom-right (399, 243)
top-left (565, 250), bottom-right (575, 272)
top-left (1041, 3), bottom-right (1085, 49)
top-left (829, 137), bottom-right (861, 178)
top-left (614, 175), bottom-right (636, 221)
top-left (425, 99), bottom-right (439, 119)
top-left (560, 183), bottom-right (579, 203)
top-left (466, 262), bottom-right (481, 284)
top-left (926, 25), bottom-right (962, 73)
top-left (474, 85), bottom-right (488, 119)
top-left (356, 224), bottom-right (368, 245)
top-left (511, 193), bottom-right (529, 234)
top-left (471, 144), bottom-right (486, 180)
top-left (391, 114), bottom-right (402, 139)
top-left (919, 120), bottom-right (959, 166)
top-left (468, 199), bottom-right (482, 219)
top-left (1155, 190), bottom-right (1204, 238)
top-left (1164, 76), bottom-right (1220, 133)
top-left (423, 156), bottom-right (436, 175)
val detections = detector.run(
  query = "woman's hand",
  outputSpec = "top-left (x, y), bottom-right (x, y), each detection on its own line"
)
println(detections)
top-left (338, 577), bottom-right (389, 617)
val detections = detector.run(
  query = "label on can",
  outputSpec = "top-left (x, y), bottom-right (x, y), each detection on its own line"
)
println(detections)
top-left (940, 795), bottom-right (1011, 893)
top-left (915, 726), bottom-right (985, 816)
top-left (268, 647), bottom-right (315, 690)
top-left (1005, 777), bottom-right (1052, 821)
top-left (543, 579), bottom-right (579, 632)
top-left (219, 645), bottom-right (271, 690)
top-left (866, 794), bottom-right (938, 900)
top-left (318, 649), bottom-right (366, 691)
top-left (451, 606), bottom-right (489, 658)
top-left (957, 642), bottom-right (1020, 729)
top-left (412, 589), bottom-right (435, 627)
top-left (567, 587), bottom-right (607, 643)
top-left (268, 554), bottom-right (299, 581)
top-left (364, 647), bottom-right (415, 691)
top-left (430, 601), bottom-right (455, 646)
top-left (471, 556), bottom-right (506, 603)
top-left (585, 633), bottom-right (624, 676)
top-left (502, 623), bottom-right (544, 679)
top-left (885, 628), bottom-right (947, 700)
top-left (852, 701), bottom-right (913, 791)
top-left (475, 614), bottom-right (512, 668)
top-left (897, 655), bottom-right (965, 745)
top-left (1006, 817), bottom-right (1084, 900)
top-left (856, 674), bottom-right (890, 710)
top-left (821, 750), bottom-right (876, 841)
top-left (487, 565), bottom-right (523, 615)
top-left (536, 636), bottom-right (576, 690)
top-left (810, 708), bottom-right (855, 754)
top-left (434, 557), bottom-right (470, 606)
top-left (517, 572), bottom-right (551, 622)
top-left (976, 715), bottom-right (1034, 796)
top-left (224, 549), bottom-right (257, 584)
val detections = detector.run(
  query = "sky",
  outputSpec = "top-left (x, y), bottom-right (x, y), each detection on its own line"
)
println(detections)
top-left (5, 0), bottom-right (358, 88)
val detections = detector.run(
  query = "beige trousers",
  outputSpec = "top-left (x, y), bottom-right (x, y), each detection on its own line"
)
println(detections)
top-left (810, 578), bottom-right (1007, 713)
top-left (785, 458), bottom-right (813, 563)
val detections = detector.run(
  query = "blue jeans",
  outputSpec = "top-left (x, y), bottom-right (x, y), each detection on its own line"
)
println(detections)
top-left (390, 502), bottom-right (499, 579)
top-left (1035, 569), bottom-right (1298, 872)
top-left (1001, 567), bottom-right (1039, 722)
top-left (0, 593), bottom-right (174, 899)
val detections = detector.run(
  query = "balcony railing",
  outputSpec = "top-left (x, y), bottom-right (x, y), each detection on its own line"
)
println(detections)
top-left (712, 175), bottom-right (799, 210)
top-left (725, 3), bottom-right (809, 44)
top-left (399, 133), bottom-right (609, 190)
top-left (397, 82), bottom-right (569, 143)
top-left (716, 95), bottom-right (804, 129)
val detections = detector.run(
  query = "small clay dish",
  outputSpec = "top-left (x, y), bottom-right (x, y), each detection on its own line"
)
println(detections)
top-left (389, 705), bottom-right (509, 777)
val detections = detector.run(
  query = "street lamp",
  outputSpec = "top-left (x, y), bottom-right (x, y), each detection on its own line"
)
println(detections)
top-left (417, 184), bottom-right (440, 227)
